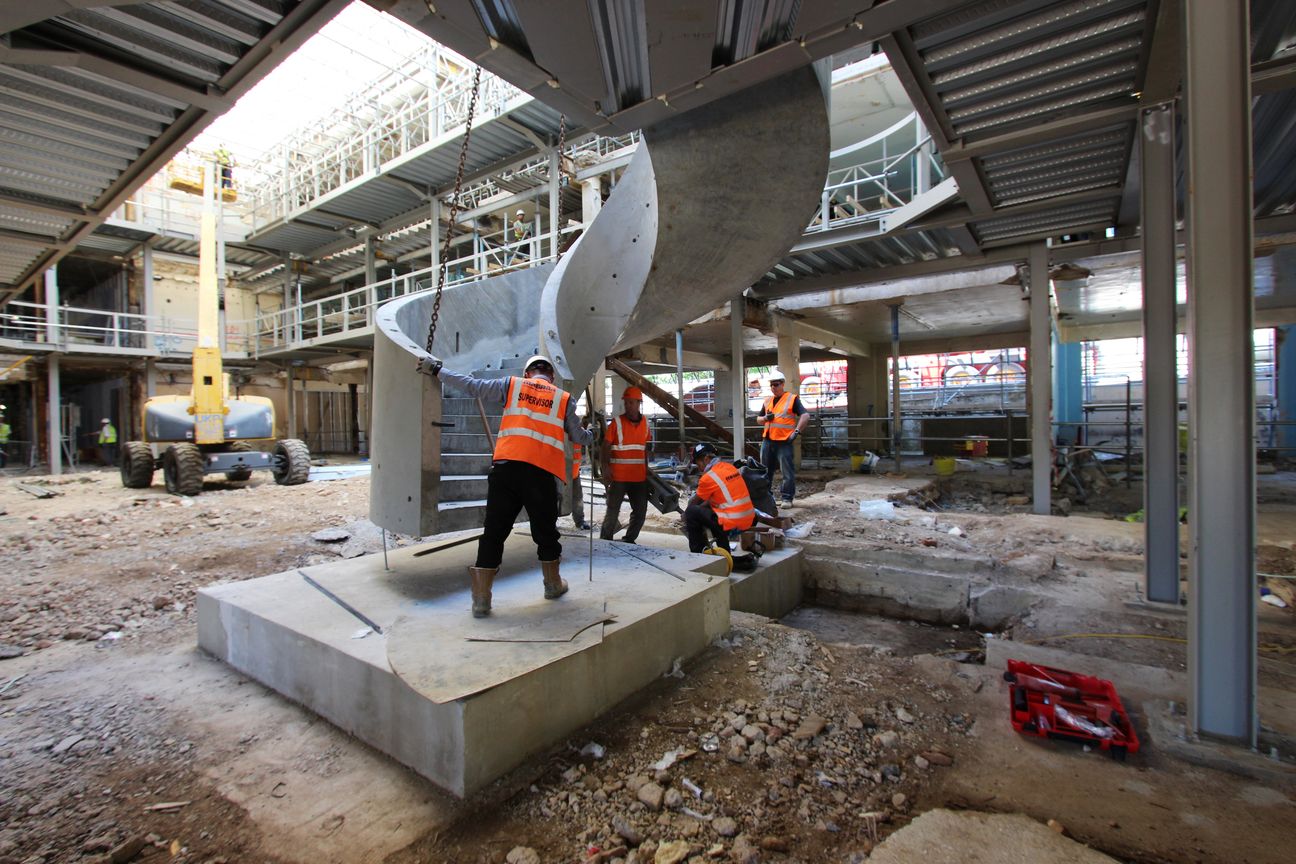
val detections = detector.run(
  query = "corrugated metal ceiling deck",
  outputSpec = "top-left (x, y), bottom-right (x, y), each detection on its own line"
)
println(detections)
top-left (0, 0), bottom-right (345, 301)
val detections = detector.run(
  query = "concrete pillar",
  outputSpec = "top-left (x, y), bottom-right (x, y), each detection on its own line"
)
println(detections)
top-left (1052, 337), bottom-right (1083, 446)
top-left (1141, 100), bottom-right (1182, 605)
top-left (364, 354), bottom-right (374, 456)
top-left (730, 297), bottom-right (746, 455)
top-left (889, 306), bottom-right (903, 466)
top-left (145, 359), bottom-right (157, 398)
top-left (581, 178), bottom-right (602, 224)
top-left (1028, 244), bottom-right (1052, 515)
top-left (47, 355), bottom-right (61, 476)
top-left (1184, 0), bottom-right (1256, 744)
top-left (286, 366), bottom-right (296, 440)
top-left (44, 267), bottom-right (59, 344)
top-left (1280, 326), bottom-right (1296, 456)
top-left (141, 243), bottom-right (156, 353)
top-left (675, 329), bottom-right (686, 458)
top-left (776, 318), bottom-right (801, 466)
top-left (364, 236), bottom-right (377, 286)
top-left (846, 352), bottom-right (885, 455)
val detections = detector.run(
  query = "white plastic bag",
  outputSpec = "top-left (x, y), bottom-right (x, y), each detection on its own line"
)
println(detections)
top-left (784, 520), bottom-right (814, 538)
top-left (857, 499), bottom-right (899, 520)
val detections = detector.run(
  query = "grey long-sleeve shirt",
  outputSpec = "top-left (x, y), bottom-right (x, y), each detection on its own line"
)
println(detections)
top-left (439, 367), bottom-right (593, 447)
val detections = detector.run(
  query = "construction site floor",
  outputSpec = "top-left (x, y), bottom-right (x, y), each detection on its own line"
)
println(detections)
top-left (0, 465), bottom-right (1293, 863)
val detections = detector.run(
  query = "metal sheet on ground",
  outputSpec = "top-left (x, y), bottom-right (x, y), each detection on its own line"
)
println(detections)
top-left (387, 599), bottom-right (612, 704)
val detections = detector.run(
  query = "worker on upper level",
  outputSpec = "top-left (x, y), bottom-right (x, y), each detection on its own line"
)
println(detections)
top-left (214, 145), bottom-right (234, 189)
top-left (0, 411), bottom-right (10, 469)
top-left (416, 350), bottom-right (592, 618)
top-left (599, 386), bottom-right (652, 544)
top-left (683, 442), bottom-right (754, 555)
top-left (757, 369), bottom-right (810, 509)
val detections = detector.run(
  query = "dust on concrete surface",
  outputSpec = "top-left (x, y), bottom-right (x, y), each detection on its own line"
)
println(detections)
top-left (1, 465), bottom-right (1294, 863)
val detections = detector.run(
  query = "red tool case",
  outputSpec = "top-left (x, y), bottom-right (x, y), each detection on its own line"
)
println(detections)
top-left (1004, 659), bottom-right (1140, 759)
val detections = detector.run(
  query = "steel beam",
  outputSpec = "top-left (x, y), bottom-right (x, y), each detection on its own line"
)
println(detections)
top-left (1140, 102), bottom-right (1181, 605)
top-left (1028, 244), bottom-right (1051, 515)
top-left (1184, 0), bottom-right (1256, 745)
top-left (889, 304), bottom-right (901, 469)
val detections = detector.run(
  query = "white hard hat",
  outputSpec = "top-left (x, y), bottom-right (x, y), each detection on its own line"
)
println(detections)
top-left (102, 417), bottom-right (111, 423)
top-left (523, 354), bottom-right (554, 377)
top-left (516, 209), bottom-right (525, 216)
top-left (769, 369), bottom-right (791, 384)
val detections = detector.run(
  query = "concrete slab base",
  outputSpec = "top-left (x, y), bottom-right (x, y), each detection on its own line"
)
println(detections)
top-left (197, 533), bottom-right (729, 797)
top-left (868, 808), bottom-right (1120, 863)
top-left (1141, 700), bottom-right (1296, 785)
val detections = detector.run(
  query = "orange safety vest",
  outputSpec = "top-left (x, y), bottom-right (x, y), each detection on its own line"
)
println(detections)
top-left (698, 460), bottom-right (755, 531)
top-left (495, 376), bottom-right (571, 480)
top-left (762, 391), bottom-right (798, 440)
top-left (571, 442), bottom-right (582, 480)
top-left (607, 414), bottom-right (651, 482)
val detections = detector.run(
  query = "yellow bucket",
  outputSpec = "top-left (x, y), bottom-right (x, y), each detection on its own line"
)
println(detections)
top-left (850, 454), bottom-right (865, 471)
top-left (934, 456), bottom-right (956, 476)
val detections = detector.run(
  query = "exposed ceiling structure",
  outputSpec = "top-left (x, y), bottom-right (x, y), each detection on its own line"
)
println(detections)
top-left (0, 0), bottom-right (348, 302)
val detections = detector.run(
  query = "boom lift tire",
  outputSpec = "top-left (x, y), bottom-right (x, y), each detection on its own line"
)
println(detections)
top-left (163, 443), bottom-right (204, 496)
top-left (225, 441), bottom-right (255, 481)
top-left (272, 438), bottom-right (311, 486)
top-left (120, 442), bottom-right (155, 489)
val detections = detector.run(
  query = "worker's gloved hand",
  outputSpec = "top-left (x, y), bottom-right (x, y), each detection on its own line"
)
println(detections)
top-left (789, 430), bottom-right (799, 441)
top-left (415, 351), bottom-right (443, 377)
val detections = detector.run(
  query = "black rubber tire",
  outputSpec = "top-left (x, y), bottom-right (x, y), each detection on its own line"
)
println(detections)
top-left (272, 438), bottom-right (311, 486)
top-left (225, 441), bottom-right (254, 481)
top-left (120, 441), bottom-right (155, 489)
top-left (163, 443), bottom-right (204, 496)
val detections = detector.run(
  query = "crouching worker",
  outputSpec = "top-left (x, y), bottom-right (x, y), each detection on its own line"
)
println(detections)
top-left (416, 351), bottom-right (593, 617)
top-left (683, 443), bottom-right (755, 554)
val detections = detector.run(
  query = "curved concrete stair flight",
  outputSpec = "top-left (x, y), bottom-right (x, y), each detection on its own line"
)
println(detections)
top-left (371, 67), bottom-right (829, 536)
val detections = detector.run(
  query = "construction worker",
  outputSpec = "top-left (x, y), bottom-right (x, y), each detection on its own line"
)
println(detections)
top-left (683, 442), bottom-right (754, 554)
top-left (757, 369), bottom-right (810, 509)
top-left (599, 386), bottom-right (652, 543)
top-left (215, 145), bottom-right (234, 189)
top-left (98, 417), bottom-right (118, 467)
top-left (0, 412), bottom-right (9, 468)
top-left (416, 350), bottom-right (592, 618)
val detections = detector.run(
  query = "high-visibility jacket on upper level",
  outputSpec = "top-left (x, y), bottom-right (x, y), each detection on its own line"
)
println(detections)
top-left (495, 376), bottom-right (571, 480)
top-left (0, 422), bottom-right (10, 443)
top-left (606, 414), bottom-right (651, 482)
top-left (98, 423), bottom-right (117, 445)
top-left (698, 460), bottom-right (755, 531)
top-left (761, 391), bottom-right (798, 440)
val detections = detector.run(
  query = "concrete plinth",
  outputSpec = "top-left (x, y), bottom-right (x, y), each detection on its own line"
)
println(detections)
top-left (197, 533), bottom-right (729, 797)
top-left (611, 530), bottom-right (804, 619)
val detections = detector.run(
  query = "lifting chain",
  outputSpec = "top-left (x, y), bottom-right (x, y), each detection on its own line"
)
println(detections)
top-left (425, 65), bottom-right (484, 354)
top-left (555, 114), bottom-right (568, 259)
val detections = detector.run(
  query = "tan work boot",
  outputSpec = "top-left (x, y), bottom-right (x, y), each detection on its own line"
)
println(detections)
top-left (541, 559), bottom-right (568, 599)
top-left (468, 566), bottom-right (497, 618)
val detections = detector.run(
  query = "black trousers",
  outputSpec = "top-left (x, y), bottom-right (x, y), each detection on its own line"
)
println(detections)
top-left (600, 479), bottom-right (648, 542)
top-left (476, 460), bottom-right (561, 569)
top-left (683, 500), bottom-right (730, 553)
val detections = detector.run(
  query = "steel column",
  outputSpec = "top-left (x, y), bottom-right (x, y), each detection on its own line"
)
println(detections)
top-left (777, 318), bottom-right (801, 468)
top-left (1141, 102), bottom-right (1182, 605)
top-left (675, 329), bottom-right (686, 458)
top-left (142, 243), bottom-right (155, 353)
top-left (731, 297), bottom-right (746, 456)
top-left (364, 236), bottom-right (377, 285)
top-left (429, 198), bottom-right (441, 277)
top-left (1029, 245), bottom-right (1051, 515)
top-left (47, 354), bottom-right (61, 476)
top-left (1184, 0), bottom-right (1256, 744)
top-left (1280, 326), bottom-right (1296, 455)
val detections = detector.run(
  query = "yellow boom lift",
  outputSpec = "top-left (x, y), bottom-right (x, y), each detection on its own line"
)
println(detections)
top-left (120, 163), bottom-right (310, 495)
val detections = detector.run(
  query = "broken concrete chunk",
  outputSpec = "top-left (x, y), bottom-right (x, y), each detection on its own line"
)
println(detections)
top-left (791, 714), bottom-right (827, 739)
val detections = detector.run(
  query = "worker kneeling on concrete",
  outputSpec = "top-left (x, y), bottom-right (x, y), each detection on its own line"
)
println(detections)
top-left (416, 351), bottom-right (593, 617)
top-left (684, 443), bottom-right (755, 555)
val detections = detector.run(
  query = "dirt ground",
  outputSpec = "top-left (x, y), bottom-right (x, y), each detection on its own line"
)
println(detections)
top-left (1, 464), bottom-right (1294, 864)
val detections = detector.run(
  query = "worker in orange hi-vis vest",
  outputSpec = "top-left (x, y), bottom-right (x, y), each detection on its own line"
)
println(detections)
top-left (683, 442), bottom-right (755, 554)
top-left (416, 351), bottom-right (593, 618)
top-left (569, 437), bottom-right (590, 530)
top-left (756, 368), bottom-right (810, 509)
top-left (599, 386), bottom-right (652, 543)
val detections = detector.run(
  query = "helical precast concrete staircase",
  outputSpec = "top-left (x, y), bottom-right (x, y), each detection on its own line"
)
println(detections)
top-left (370, 67), bottom-right (829, 537)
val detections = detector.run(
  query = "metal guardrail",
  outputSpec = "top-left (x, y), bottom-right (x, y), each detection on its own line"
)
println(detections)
top-left (0, 301), bottom-right (255, 357)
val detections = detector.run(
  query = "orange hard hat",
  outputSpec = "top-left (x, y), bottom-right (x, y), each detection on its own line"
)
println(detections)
top-left (623, 386), bottom-right (643, 400)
